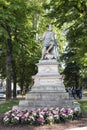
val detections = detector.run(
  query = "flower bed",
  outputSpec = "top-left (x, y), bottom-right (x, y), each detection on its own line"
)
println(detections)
top-left (2, 107), bottom-right (81, 125)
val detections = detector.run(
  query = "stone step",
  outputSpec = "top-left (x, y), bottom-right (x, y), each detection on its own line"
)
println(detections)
top-left (31, 85), bottom-right (66, 92)
top-left (38, 59), bottom-right (58, 64)
top-left (36, 73), bottom-right (60, 77)
top-left (34, 79), bottom-right (64, 87)
top-left (25, 92), bottom-right (69, 100)
top-left (19, 99), bottom-right (74, 109)
top-left (34, 75), bottom-right (62, 79)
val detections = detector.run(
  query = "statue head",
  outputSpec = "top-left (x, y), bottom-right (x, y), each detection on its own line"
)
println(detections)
top-left (48, 24), bottom-right (53, 31)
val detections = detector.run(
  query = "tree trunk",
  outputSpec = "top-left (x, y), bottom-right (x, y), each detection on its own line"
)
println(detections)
top-left (6, 26), bottom-right (12, 100)
top-left (75, 75), bottom-right (79, 89)
top-left (13, 78), bottom-right (17, 98)
top-left (12, 60), bottom-right (17, 98)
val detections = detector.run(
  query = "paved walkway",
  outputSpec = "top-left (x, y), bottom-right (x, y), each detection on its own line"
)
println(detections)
top-left (0, 99), bottom-right (5, 104)
top-left (67, 126), bottom-right (87, 130)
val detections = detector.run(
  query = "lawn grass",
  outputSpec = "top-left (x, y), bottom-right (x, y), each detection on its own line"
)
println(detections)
top-left (78, 100), bottom-right (87, 113)
top-left (0, 100), bottom-right (19, 114)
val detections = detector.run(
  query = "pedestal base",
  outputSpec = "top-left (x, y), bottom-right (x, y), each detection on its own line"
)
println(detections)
top-left (19, 60), bottom-right (79, 110)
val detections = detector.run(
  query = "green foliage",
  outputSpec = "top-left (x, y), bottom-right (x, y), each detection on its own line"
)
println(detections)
top-left (78, 100), bottom-right (87, 113)
top-left (0, 100), bottom-right (18, 114)
top-left (0, 0), bottom-right (54, 98)
top-left (1, 0), bottom-right (87, 97)
top-left (0, 0), bottom-right (31, 99)
top-left (47, 0), bottom-right (87, 88)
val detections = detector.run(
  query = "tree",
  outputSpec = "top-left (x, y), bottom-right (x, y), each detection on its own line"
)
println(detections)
top-left (0, 0), bottom-right (53, 99)
top-left (62, 47), bottom-right (81, 88)
top-left (0, 0), bottom-right (30, 99)
top-left (47, 0), bottom-right (87, 88)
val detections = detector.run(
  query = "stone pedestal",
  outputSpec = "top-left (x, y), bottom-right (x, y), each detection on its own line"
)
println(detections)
top-left (19, 60), bottom-right (77, 110)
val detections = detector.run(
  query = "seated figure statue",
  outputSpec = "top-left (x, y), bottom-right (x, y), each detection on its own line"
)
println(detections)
top-left (39, 24), bottom-right (58, 60)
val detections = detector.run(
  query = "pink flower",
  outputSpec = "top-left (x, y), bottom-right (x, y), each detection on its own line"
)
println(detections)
top-left (37, 117), bottom-right (45, 123)
top-left (4, 113), bottom-right (11, 117)
top-left (43, 107), bottom-right (48, 112)
top-left (60, 108), bottom-right (68, 115)
top-left (24, 112), bottom-right (29, 118)
top-left (52, 110), bottom-right (59, 115)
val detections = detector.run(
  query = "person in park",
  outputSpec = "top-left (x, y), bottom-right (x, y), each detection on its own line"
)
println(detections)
top-left (39, 24), bottom-right (58, 60)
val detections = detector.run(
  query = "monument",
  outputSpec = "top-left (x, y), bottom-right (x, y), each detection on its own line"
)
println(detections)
top-left (19, 25), bottom-right (78, 110)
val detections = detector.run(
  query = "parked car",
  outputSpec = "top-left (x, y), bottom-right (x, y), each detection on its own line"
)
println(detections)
top-left (0, 93), bottom-right (6, 98)
top-left (0, 89), bottom-right (6, 99)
